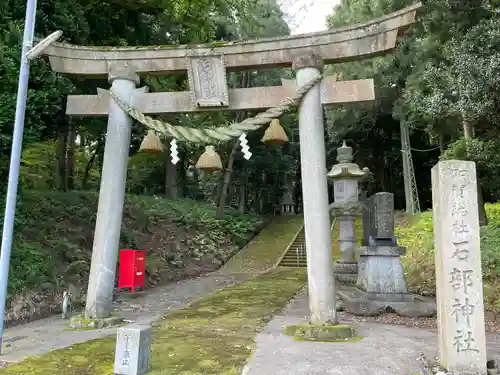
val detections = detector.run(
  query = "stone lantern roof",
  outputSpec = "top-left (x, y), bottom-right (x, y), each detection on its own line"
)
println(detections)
top-left (327, 141), bottom-right (370, 180)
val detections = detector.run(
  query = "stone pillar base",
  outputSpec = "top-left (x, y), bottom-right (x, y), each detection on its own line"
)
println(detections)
top-left (335, 245), bottom-right (437, 317)
top-left (333, 262), bottom-right (358, 285)
top-left (337, 286), bottom-right (436, 317)
top-left (356, 246), bottom-right (407, 294)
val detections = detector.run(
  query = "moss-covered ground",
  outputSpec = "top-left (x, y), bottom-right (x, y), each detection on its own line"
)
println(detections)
top-left (221, 215), bottom-right (304, 274)
top-left (4, 268), bottom-right (307, 375)
top-left (283, 323), bottom-right (362, 342)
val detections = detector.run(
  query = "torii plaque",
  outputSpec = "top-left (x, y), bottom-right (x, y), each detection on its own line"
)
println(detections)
top-left (42, 3), bottom-right (420, 323)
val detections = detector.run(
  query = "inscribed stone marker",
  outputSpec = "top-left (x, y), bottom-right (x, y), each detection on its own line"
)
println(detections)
top-left (363, 192), bottom-right (396, 246)
top-left (114, 325), bottom-right (152, 375)
top-left (431, 160), bottom-right (486, 374)
top-left (370, 192), bottom-right (394, 239)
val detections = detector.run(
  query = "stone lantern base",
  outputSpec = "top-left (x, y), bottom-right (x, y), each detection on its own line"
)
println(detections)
top-left (333, 262), bottom-right (358, 285)
top-left (337, 286), bottom-right (436, 317)
top-left (337, 245), bottom-right (436, 317)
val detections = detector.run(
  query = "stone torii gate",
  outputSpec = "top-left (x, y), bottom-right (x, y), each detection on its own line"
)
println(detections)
top-left (43, 3), bottom-right (420, 323)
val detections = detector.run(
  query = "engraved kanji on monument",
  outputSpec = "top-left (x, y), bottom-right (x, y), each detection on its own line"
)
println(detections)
top-left (114, 325), bottom-right (152, 375)
top-left (431, 160), bottom-right (487, 374)
top-left (186, 55), bottom-right (229, 108)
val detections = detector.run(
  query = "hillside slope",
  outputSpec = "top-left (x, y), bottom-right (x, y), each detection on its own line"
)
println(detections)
top-left (3, 191), bottom-right (263, 325)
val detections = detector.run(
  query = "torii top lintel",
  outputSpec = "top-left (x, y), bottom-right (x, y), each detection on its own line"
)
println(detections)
top-left (44, 3), bottom-right (421, 77)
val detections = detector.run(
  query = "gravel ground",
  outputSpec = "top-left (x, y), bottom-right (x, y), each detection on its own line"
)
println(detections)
top-left (301, 284), bottom-right (500, 333)
top-left (339, 310), bottom-right (500, 333)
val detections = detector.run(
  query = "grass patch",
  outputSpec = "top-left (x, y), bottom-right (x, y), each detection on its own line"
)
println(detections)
top-left (5, 268), bottom-right (307, 375)
top-left (221, 216), bottom-right (304, 274)
top-left (283, 323), bottom-right (362, 342)
top-left (397, 203), bottom-right (500, 313)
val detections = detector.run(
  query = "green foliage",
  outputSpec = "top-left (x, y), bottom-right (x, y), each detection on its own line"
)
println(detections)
top-left (9, 242), bottom-right (53, 295)
top-left (321, 0), bottom-right (500, 208)
top-left (127, 152), bottom-right (166, 195)
top-left (441, 138), bottom-right (500, 201)
top-left (4, 191), bottom-right (262, 300)
top-left (397, 203), bottom-right (500, 312)
top-left (19, 141), bottom-right (58, 189)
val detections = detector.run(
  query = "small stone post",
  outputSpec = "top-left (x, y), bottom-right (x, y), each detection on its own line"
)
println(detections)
top-left (294, 54), bottom-right (336, 324)
top-left (327, 141), bottom-right (369, 284)
top-left (114, 324), bottom-right (152, 375)
top-left (431, 160), bottom-right (487, 374)
top-left (85, 65), bottom-right (140, 319)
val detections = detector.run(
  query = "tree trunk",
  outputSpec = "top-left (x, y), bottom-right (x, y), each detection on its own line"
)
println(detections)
top-left (238, 174), bottom-right (246, 214)
top-left (463, 118), bottom-right (473, 141)
top-left (56, 125), bottom-right (68, 191)
top-left (82, 140), bottom-right (103, 189)
top-left (216, 71), bottom-right (251, 217)
top-left (477, 168), bottom-right (488, 226)
top-left (177, 149), bottom-right (188, 198)
top-left (438, 128), bottom-right (445, 154)
top-left (66, 122), bottom-right (76, 190)
top-left (254, 189), bottom-right (261, 213)
top-left (165, 150), bottom-right (178, 199)
top-left (191, 164), bottom-right (200, 200)
top-left (260, 172), bottom-right (268, 213)
top-left (217, 140), bottom-right (239, 217)
top-left (462, 118), bottom-right (487, 225)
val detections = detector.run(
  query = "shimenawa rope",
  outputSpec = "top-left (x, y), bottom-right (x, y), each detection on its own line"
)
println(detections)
top-left (108, 74), bottom-right (323, 144)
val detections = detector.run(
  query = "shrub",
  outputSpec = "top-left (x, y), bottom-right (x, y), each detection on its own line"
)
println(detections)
top-left (397, 203), bottom-right (500, 312)
top-left (3, 191), bottom-right (263, 297)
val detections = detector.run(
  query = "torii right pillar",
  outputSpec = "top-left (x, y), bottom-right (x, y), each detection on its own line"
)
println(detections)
top-left (294, 54), bottom-right (337, 324)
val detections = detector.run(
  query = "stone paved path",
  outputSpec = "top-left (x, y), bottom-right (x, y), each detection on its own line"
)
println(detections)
top-left (242, 291), bottom-right (500, 375)
top-left (0, 216), bottom-right (304, 367)
top-left (1, 272), bottom-right (250, 363)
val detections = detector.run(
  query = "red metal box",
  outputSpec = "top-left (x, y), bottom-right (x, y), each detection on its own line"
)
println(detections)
top-left (118, 249), bottom-right (146, 292)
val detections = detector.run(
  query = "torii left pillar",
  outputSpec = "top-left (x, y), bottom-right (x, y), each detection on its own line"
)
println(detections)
top-left (294, 54), bottom-right (337, 324)
top-left (85, 65), bottom-right (140, 319)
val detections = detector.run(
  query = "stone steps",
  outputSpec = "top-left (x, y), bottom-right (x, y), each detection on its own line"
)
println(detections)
top-left (278, 229), bottom-right (307, 268)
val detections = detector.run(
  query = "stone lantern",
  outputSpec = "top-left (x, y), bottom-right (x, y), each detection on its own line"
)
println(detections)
top-left (327, 141), bottom-right (370, 284)
top-left (281, 180), bottom-right (296, 215)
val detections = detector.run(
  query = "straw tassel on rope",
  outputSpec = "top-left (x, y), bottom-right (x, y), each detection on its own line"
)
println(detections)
top-left (196, 145), bottom-right (223, 172)
top-left (262, 118), bottom-right (289, 145)
top-left (139, 130), bottom-right (164, 154)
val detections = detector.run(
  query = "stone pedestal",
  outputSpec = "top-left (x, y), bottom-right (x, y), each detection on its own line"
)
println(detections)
top-left (338, 192), bottom-right (436, 317)
top-left (356, 245), bottom-right (407, 294)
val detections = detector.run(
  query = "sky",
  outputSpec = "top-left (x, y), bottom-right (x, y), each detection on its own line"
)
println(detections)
top-left (285, 0), bottom-right (341, 35)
